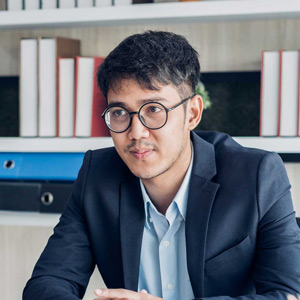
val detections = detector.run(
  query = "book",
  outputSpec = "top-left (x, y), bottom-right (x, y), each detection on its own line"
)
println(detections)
top-left (77, 0), bottom-right (93, 7)
top-left (6, 0), bottom-right (23, 10)
top-left (74, 57), bottom-right (94, 137)
top-left (298, 49), bottom-right (300, 137)
top-left (91, 57), bottom-right (110, 137)
top-left (0, 77), bottom-right (19, 137)
top-left (0, 0), bottom-right (6, 10)
top-left (41, 0), bottom-right (57, 9)
top-left (39, 182), bottom-right (74, 213)
top-left (20, 38), bottom-right (38, 137)
top-left (0, 180), bottom-right (74, 213)
top-left (279, 50), bottom-right (299, 137)
top-left (260, 51), bottom-right (280, 137)
top-left (24, 0), bottom-right (40, 10)
top-left (59, 0), bottom-right (75, 8)
top-left (95, 0), bottom-right (111, 6)
top-left (57, 57), bottom-right (75, 137)
top-left (0, 181), bottom-right (40, 212)
top-left (114, 0), bottom-right (131, 5)
top-left (133, 0), bottom-right (153, 3)
top-left (74, 56), bottom-right (110, 137)
top-left (38, 37), bottom-right (80, 137)
top-left (0, 152), bottom-right (84, 181)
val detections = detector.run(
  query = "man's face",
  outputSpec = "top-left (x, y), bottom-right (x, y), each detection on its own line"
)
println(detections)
top-left (107, 79), bottom-right (192, 181)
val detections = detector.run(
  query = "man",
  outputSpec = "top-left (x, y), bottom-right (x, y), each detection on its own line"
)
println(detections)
top-left (23, 31), bottom-right (300, 300)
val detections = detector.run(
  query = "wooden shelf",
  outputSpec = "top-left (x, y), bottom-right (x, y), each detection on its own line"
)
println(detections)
top-left (0, 137), bottom-right (114, 152)
top-left (0, 210), bottom-right (60, 227)
top-left (0, 0), bottom-right (300, 29)
top-left (0, 136), bottom-right (299, 153)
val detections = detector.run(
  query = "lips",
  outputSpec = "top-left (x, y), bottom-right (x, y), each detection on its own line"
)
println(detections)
top-left (130, 148), bottom-right (153, 160)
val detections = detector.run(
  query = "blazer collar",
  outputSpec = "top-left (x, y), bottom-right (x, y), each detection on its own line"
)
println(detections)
top-left (186, 131), bottom-right (220, 298)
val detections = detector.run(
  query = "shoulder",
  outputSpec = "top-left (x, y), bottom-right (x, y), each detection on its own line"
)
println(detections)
top-left (81, 147), bottom-right (129, 183)
top-left (193, 131), bottom-right (286, 187)
top-left (194, 130), bottom-right (273, 163)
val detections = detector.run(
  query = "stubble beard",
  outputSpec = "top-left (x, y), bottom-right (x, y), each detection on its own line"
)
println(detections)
top-left (136, 133), bottom-right (187, 180)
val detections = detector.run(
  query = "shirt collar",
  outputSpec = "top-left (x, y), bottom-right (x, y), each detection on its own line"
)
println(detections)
top-left (140, 141), bottom-right (194, 229)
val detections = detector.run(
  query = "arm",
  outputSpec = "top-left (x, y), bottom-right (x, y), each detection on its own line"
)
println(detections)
top-left (23, 151), bottom-right (95, 300)
top-left (199, 152), bottom-right (300, 300)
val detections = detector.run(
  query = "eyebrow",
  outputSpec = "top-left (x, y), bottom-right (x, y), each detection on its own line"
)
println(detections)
top-left (108, 97), bottom-right (170, 107)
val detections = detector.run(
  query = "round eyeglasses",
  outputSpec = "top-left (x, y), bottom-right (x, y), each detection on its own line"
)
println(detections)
top-left (102, 94), bottom-right (195, 133)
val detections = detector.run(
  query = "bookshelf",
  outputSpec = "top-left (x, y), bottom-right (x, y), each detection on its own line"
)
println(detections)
top-left (0, 0), bottom-right (300, 29)
top-left (1, 2), bottom-right (300, 300)
top-left (0, 136), bottom-right (300, 154)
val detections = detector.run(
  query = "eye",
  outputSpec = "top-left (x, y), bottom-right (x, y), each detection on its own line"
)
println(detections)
top-left (147, 105), bottom-right (162, 114)
top-left (111, 108), bottom-right (127, 118)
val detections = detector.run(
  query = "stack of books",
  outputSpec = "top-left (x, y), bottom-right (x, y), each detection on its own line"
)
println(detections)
top-left (260, 50), bottom-right (300, 137)
top-left (0, 152), bottom-right (84, 213)
top-left (2, 0), bottom-right (179, 11)
top-left (20, 36), bottom-right (110, 138)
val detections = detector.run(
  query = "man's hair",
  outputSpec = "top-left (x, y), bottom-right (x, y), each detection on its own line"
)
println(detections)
top-left (97, 30), bottom-right (201, 100)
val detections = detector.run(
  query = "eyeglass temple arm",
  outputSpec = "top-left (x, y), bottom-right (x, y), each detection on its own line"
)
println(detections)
top-left (167, 94), bottom-right (196, 112)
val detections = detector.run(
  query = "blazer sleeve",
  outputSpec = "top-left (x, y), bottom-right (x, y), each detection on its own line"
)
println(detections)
top-left (23, 150), bottom-right (95, 300)
top-left (198, 152), bottom-right (300, 300)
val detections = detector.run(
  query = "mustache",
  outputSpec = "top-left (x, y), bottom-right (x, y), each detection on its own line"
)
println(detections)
top-left (125, 140), bottom-right (157, 152)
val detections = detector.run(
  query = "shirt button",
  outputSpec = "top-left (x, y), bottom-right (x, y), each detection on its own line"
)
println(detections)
top-left (149, 218), bottom-right (153, 223)
top-left (167, 283), bottom-right (174, 290)
top-left (179, 217), bottom-right (183, 222)
top-left (163, 240), bottom-right (170, 247)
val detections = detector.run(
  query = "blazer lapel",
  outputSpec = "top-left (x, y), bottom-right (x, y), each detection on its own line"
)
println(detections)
top-left (186, 132), bottom-right (220, 298)
top-left (120, 175), bottom-right (145, 291)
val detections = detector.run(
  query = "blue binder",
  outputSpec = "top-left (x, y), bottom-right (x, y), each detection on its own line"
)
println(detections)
top-left (0, 152), bottom-right (84, 181)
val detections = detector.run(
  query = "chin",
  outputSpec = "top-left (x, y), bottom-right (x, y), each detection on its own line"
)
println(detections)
top-left (129, 168), bottom-right (154, 180)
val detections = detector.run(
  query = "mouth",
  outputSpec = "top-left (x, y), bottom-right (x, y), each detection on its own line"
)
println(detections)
top-left (129, 148), bottom-right (154, 160)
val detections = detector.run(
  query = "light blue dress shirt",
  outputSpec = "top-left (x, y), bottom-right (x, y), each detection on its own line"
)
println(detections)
top-left (138, 144), bottom-right (195, 300)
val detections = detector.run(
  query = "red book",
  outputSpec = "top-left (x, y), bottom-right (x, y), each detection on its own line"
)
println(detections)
top-left (91, 57), bottom-right (110, 137)
top-left (74, 56), bottom-right (110, 137)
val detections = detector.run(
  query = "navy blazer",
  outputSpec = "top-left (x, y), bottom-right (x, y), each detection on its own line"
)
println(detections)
top-left (23, 131), bottom-right (300, 300)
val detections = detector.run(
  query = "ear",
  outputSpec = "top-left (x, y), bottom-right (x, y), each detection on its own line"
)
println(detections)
top-left (187, 94), bottom-right (203, 130)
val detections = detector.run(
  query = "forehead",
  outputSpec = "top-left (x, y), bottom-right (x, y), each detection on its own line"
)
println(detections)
top-left (107, 79), bottom-right (181, 107)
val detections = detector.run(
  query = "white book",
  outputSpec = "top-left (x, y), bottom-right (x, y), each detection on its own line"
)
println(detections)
top-left (77, 0), bottom-right (93, 7)
top-left (279, 50), bottom-right (299, 137)
top-left (114, 0), bottom-right (131, 5)
top-left (58, 58), bottom-right (75, 137)
top-left (41, 0), bottom-right (57, 9)
top-left (298, 49), bottom-right (300, 137)
top-left (95, 0), bottom-right (111, 6)
top-left (38, 38), bottom-right (56, 137)
top-left (75, 57), bottom-right (94, 137)
top-left (260, 51), bottom-right (280, 137)
top-left (6, 0), bottom-right (23, 10)
top-left (20, 39), bottom-right (38, 137)
top-left (24, 0), bottom-right (40, 10)
top-left (59, 0), bottom-right (75, 8)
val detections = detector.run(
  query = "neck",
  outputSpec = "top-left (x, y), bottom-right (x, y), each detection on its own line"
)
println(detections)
top-left (141, 140), bottom-right (192, 215)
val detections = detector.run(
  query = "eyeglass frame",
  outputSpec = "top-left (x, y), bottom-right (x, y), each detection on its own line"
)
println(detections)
top-left (101, 93), bottom-right (196, 133)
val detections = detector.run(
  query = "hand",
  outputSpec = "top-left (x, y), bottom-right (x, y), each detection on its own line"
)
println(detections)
top-left (93, 288), bottom-right (163, 300)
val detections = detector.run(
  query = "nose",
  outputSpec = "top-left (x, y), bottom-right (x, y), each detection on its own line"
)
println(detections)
top-left (128, 113), bottom-right (150, 140)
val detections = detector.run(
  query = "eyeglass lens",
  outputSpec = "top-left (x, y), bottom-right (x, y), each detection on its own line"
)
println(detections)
top-left (105, 102), bottom-right (167, 132)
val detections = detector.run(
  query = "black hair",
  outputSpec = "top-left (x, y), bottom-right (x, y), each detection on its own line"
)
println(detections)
top-left (97, 30), bottom-right (201, 100)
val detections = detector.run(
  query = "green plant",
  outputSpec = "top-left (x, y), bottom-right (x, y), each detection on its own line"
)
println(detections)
top-left (195, 81), bottom-right (212, 110)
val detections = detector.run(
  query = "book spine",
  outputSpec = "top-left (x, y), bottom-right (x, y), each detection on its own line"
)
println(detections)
top-left (0, 152), bottom-right (84, 181)
top-left (298, 48), bottom-right (300, 137)
top-left (277, 50), bottom-right (282, 136)
top-left (259, 50), bottom-right (264, 137)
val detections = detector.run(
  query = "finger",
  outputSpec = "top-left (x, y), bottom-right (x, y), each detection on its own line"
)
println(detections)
top-left (139, 290), bottom-right (148, 294)
top-left (95, 288), bottom-right (136, 300)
